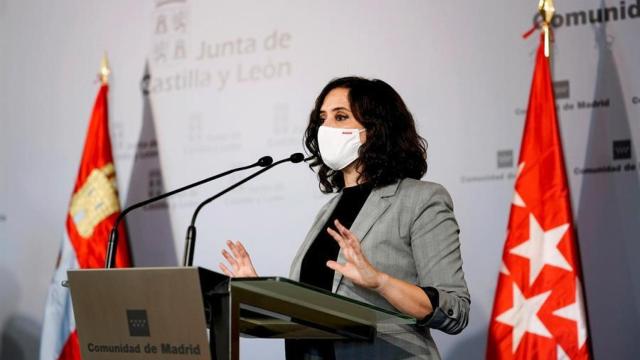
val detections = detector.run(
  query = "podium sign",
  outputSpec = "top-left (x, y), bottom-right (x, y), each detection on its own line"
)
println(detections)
top-left (68, 267), bottom-right (211, 360)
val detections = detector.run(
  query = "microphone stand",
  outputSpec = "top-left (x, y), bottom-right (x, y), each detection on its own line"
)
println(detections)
top-left (104, 156), bottom-right (273, 269)
top-left (182, 153), bottom-right (305, 266)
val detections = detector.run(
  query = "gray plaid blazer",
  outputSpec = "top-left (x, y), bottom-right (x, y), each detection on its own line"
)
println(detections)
top-left (290, 178), bottom-right (470, 359)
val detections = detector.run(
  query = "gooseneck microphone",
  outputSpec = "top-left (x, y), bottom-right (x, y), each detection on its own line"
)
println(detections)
top-left (104, 155), bottom-right (273, 269)
top-left (182, 152), bottom-right (305, 266)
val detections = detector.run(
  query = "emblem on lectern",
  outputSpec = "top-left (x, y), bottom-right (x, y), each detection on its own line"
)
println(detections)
top-left (127, 309), bottom-right (151, 337)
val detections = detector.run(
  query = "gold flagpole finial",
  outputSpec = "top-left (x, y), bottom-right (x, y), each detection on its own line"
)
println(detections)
top-left (100, 52), bottom-right (111, 85)
top-left (538, 0), bottom-right (555, 58)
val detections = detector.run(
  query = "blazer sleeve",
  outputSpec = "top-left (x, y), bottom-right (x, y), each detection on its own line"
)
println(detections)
top-left (410, 183), bottom-right (470, 335)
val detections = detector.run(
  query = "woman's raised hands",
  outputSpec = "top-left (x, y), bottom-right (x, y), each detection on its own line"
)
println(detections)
top-left (325, 219), bottom-right (387, 290)
top-left (219, 240), bottom-right (258, 277)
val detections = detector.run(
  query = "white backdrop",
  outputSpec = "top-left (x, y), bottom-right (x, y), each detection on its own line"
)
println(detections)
top-left (1, 1), bottom-right (639, 359)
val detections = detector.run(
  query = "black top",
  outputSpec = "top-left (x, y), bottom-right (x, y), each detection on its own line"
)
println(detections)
top-left (299, 182), bottom-right (373, 291)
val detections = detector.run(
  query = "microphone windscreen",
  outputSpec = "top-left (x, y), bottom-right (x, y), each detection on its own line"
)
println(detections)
top-left (258, 156), bottom-right (274, 167)
top-left (289, 153), bottom-right (305, 163)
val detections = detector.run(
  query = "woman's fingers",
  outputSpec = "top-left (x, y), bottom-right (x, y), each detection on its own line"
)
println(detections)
top-left (235, 241), bottom-right (249, 257)
top-left (221, 249), bottom-right (239, 268)
top-left (227, 240), bottom-right (254, 268)
top-left (327, 227), bottom-right (347, 249)
top-left (335, 220), bottom-right (358, 244)
top-left (327, 227), bottom-right (359, 262)
top-left (219, 263), bottom-right (235, 277)
top-left (326, 260), bottom-right (346, 274)
top-left (219, 240), bottom-right (258, 278)
top-left (328, 220), bottom-right (366, 261)
top-left (346, 247), bottom-right (361, 263)
top-left (227, 240), bottom-right (244, 260)
top-left (334, 219), bottom-right (363, 255)
top-left (327, 228), bottom-right (356, 263)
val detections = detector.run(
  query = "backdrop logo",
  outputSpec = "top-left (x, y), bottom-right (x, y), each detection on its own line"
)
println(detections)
top-left (152, 0), bottom-right (190, 64)
top-left (127, 309), bottom-right (150, 337)
top-left (147, 169), bottom-right (164, 198)
top-left (146, 168), bottom-right (170, 210)
top-left (110, 121), bottom-right (125, 153)
top-left (613, 139), bottom-right (632, 160)
top-left (553, 80), bottom-right (570, 99)
top-left (497, 150), bottom-right (514, 168)
top-left (533, 1), bottom-right (640, 29)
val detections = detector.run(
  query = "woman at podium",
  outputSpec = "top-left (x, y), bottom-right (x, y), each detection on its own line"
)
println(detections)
top-left (220, 77), bottom-right (470, 359)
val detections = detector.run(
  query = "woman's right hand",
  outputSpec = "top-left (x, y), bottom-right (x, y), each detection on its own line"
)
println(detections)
top-left (219, 240), bottom-right (258, 277)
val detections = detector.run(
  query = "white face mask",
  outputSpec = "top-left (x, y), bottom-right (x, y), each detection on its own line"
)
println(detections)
top-left (317, 125), bottom-right (365, 171)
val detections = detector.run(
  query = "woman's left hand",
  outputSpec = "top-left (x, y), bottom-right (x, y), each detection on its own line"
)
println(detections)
top-left (326, 219), bottom-right (387, 290)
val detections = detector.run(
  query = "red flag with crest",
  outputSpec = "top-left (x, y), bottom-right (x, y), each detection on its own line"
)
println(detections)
top-left (486, 35), bottom-right (591, 359)
top-left (40, 81), bottom-right (131, 360)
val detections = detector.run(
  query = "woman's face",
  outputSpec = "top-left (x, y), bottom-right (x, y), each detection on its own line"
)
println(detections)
top-left (319, 87), bottom-right (366, 143)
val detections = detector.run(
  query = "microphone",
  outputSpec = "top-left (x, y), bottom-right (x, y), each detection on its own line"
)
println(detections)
top-left (182, 152), bottom-right (305, 266)
top-left (104, 155), bottom-right (273, 269)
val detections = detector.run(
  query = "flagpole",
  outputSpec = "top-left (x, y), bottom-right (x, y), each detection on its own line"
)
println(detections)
top-left (538, 0), bottom-right (554, 58)
top-left (537, 2), bottom-right (596, 356)
top-left (100, 52), bottom-right (110, 85)
top-left (99, 53), bottom-right (132, 269)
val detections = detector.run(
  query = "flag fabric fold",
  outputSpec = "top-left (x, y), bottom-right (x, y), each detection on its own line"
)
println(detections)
top-left (486, 35), bottom-right (591, 360)
top-left (40, 83), bottom-right (131, 360)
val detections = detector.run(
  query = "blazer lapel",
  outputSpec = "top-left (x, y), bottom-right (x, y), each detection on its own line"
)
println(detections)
top-left (331, 181), bottom-right (401, 293)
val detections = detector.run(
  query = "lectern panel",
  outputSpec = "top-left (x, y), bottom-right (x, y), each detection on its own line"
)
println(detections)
top-left (68, 268), bottom-right (211, 360)
top-left (232, 277), bottom-right (415, 325)
top-left (232, 277), bottom-right (415, 341)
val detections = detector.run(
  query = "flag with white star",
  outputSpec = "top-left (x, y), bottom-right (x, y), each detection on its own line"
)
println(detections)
top-left (486, 34), bottom-right (591, 360)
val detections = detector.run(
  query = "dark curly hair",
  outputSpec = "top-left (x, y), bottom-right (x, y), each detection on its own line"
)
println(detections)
top-left (304, 77), bottom-right (428, 193)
